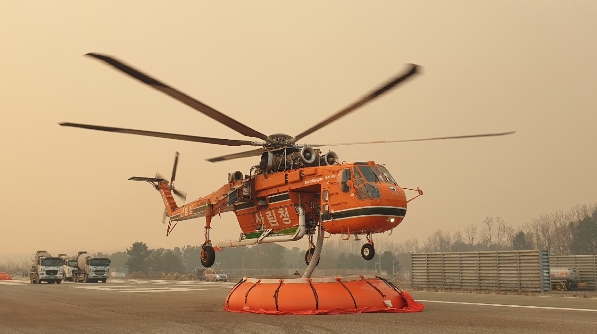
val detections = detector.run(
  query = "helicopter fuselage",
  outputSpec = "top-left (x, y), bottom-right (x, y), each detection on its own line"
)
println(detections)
top-left (155, 161), bottom-right (410, 244)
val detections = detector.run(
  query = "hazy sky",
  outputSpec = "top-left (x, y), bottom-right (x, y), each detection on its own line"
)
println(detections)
top-left (1, 1), bottom-right (596, 259)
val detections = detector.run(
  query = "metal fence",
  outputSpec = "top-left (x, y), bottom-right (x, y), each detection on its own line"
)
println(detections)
top-left (550, 255), bottom-right (597, 290)
top-left (411, 250), bottom-right (550, 292)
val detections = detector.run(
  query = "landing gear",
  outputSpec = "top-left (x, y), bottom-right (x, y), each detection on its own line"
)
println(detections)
top-left (361, 244), bottom-right (375, 260)
top-left (304, 248), bottom-right (320, 266)
top-left (201, 245), bottom-right (215, 268)
top-left (361, 234), bottom-right (375, 260)
top-left (200, 214), bottom-right (215, 268)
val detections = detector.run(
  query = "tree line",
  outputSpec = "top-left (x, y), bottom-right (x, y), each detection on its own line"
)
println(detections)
top-left (408, 203), bottom-right (597, 255)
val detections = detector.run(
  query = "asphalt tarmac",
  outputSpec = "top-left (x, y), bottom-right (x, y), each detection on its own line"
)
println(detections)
top-left (1, 278), bottom-right (595, 334)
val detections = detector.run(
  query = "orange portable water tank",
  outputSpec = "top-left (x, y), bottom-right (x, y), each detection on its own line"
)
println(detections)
top-left (224, 275), bottom-right (424, 315)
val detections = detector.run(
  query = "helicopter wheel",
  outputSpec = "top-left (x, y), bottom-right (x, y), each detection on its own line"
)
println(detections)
top-left (201, 245), bottom-right (216, 268)
top-left (304, 248), bottom-right (319, 266)
top-left (361, 243), bottom-right (375, 260)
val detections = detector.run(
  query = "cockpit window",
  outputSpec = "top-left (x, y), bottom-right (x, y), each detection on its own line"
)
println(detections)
top-left (377, 165), bottom-right (398, 185)
top-left (370, 165), bottom-right (388, 183)
top-left (355, 183), bottom-right (381, 200)
top-left (353, 167), bottom-right (365, 187)
top-left (356, 165), bottom-right (378, 182)
top-left (341, 168), bottom-right (351, 193)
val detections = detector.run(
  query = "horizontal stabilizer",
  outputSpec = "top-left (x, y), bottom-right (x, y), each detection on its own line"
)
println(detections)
top-left (129, 176), bottom-right (165, 182)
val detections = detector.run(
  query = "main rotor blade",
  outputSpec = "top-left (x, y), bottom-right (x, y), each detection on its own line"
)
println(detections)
top-left (207, 148), bottom-right (265, 163)
top-left (308, 131), bottom-right (516, 147)
top-left (171, 151), bottom-right (180, 185)
top-left (60, 122), bottom-right (262, 147)
top-left (86, 53), bottom-right (269, 141)
top-left (294, 64), bottom-right (420, 142)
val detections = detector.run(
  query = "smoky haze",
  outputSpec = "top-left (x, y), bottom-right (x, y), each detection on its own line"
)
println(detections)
top-left (1, 1), bottom-right (596, 257)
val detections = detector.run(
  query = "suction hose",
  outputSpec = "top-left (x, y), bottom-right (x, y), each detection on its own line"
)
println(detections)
top-left (302, 223), bottom-right (324, 279)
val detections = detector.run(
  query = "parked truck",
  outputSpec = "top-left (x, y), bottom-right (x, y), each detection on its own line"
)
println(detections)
top-left (29, 250), bottom-right (63, 284)
top-left (72, 251), bottom-right (111, 283)
top-left (60, 254), bottom-right (78, 282)
top-left (550, 267), bottom-right (585, 290)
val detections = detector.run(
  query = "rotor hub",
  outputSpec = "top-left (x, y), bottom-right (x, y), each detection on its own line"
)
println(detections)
top-left (265, 133), bottom-right (296, 150)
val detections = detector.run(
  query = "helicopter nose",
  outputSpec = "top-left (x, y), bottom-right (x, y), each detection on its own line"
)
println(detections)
top-left (381, 184), bottom-right (407, 203)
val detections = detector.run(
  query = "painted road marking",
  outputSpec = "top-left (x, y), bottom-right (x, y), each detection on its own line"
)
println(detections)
top-left (72, 280), bottom-right (235, 293)
top-left (0, 280), bottom-right (29, 285)
top-left (120, 288), bottom-right (208, 293)
top-left (74, 285), bottom-right (209, 292)
top-left (0, 279), bottom-right (236, 293)
top-left (418, 300), bottom-right (597, 312)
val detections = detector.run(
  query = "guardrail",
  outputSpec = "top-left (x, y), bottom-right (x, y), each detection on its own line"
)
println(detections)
top-left (411, 250), bottom-right (550, 292)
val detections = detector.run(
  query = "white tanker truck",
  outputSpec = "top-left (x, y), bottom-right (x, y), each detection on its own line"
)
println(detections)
top-left (29, 250), bottom-right (64, 284)
top-left (59, 254), bottom-right (78, 282)
top-left (550, 267), bottom-right (583, 290)
top-left (72, 251), bottom-right (111, 283)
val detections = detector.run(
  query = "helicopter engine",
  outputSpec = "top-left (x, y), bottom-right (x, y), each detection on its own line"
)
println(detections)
top-left (227, 171), bottom-right (244, 183)
top-left (258, 148), bottom-right (337, 173)
top-left (321, 151), bottom-right (338, 165)
top-left (300, 146), bottom-right (316, 164)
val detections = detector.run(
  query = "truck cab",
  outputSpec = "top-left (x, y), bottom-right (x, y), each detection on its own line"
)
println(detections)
top-left (73, 252), bottom-right (111, 283)
top-left (30, 254), bottom-right (64, 284)
top-left (62, 259), bottom-right (78, 282)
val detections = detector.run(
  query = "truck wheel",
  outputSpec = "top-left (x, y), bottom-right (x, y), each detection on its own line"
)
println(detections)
top-left (56, 280), bottom-right (61, 284)
top-left (101, 279), bottom-right (107, 283)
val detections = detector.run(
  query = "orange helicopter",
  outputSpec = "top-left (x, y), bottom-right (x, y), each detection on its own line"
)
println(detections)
top-left (60, 53), bottom-right (514, 268)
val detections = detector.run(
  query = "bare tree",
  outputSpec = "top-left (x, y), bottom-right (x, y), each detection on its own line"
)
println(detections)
top-left (482, 217), bottom-right (495, 248)
top-left (550, 210), bottom-right (572, 255)
top-left (401, 238), bottom-right (420, 253)
top-left (452, 230), bottom-right (464, 244)
top-left (495, 217), bottom-right (507, 247)
top-left (569, 203), bottom-right (597, 222)
top-left (423, 229), bottom-right (451, 252)
top-left (504, 224), bottom-right (517, 248)
top-left (465, 224), bottom-right (478, 246)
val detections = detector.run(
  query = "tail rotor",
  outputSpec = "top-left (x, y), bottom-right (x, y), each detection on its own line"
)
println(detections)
top-left (158, 152), bottom-right (187, 224)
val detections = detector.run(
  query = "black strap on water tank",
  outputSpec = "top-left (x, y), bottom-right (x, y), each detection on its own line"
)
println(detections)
top-left (308, 280), bottom-right (319, 310)
top-left (244, 280), bottom-right (261, 304)
top-left (364, 278), bottom-right (386, 298)
top-left (377, 276), bottom-right (407, 306)
top-left (338, 279), bottom-right (357, 309)
top-left (273, 280), bottom-right (283, 311)
top-left (226, 278), bottom-right (246, 308)
top-left (377, 275), bottom-right (402, 292)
